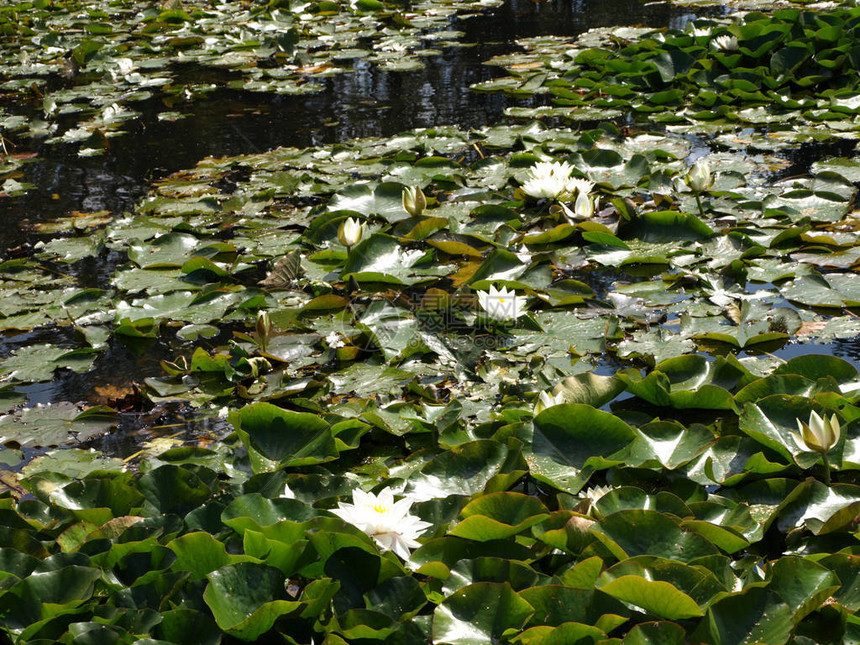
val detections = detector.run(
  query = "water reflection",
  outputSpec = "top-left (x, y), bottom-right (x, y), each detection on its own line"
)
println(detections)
top-left (819, 338), bottom-right (860, 369)
top-left (0, 54), bottom-right (516, 248)
top-left (462, 0), bottom-right (720, 39)
top-left (0, 0), bottom-right (724, 250)
top-left (774, 138), bottom-right (859, 180)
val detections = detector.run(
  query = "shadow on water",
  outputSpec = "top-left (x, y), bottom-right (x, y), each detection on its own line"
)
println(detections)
top-left (771, 137), bottom-right (860, 181)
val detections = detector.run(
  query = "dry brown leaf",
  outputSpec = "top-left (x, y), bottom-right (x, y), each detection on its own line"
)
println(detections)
top-left (796, 321), bottom-right (828, 336)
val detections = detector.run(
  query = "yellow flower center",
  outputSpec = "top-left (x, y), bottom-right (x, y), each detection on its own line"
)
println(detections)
top-left (373, 504), bottom-right (387, 513)
top-left (499, 298), bottom-right (506, 303)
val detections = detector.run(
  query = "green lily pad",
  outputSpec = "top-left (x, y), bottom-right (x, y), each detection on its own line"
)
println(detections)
top-left (0, 403), bottom-right (118, 448)
top-left (597, 575), bottom-right (703, 620)
top-left (204, 563), bottom-right (301, 640)
top-left (450, 492), bottom-right (550, 542)
top-left (432, 582), bottom-right (534, 645)
top-left (532, 404), bottom-right (636, 471)
top-left (328, 182), bottom-right (411, 222)
top-left (229, 403), bottom-right (337, 473)
top-left (591, 510), bottom-right (719, 563)
top-left (693, 587), bottom-right (793, 645)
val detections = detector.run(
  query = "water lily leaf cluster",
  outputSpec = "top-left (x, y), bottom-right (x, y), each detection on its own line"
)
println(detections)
top-left (0, 354), bottom-right (859, 642)
top-left (4, 111), bottom-right (860, 440)
top-left (0, 110), bottom-right (857, 641)
top-left (1, 3), bottom-right (860, 642)
top-left (475, 7), bottom-right (860, 151)
top-left (0, 0), bottom-right (494, 167)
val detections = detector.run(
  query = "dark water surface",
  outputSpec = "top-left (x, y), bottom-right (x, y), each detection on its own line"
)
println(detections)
top-left (1, 0), bottom-right (719, 247)
top-left (1, 0), bottom-right (859, 456)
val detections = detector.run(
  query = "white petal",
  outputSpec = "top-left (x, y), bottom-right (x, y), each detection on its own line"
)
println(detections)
top-left (352, 488), bottom-right (374, 508)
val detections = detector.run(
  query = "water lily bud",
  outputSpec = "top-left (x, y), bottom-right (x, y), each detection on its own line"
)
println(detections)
top-left (256, 310), bottom-right (271, 348)
top-left (338, 217), bottom-right (364, 248)
top-left (685, 159), bottom-right (712, 193)
top-left (402, 185), bottom-right (427, 217)
top-left (794, 410), bottom-right (840, 455)
top-left (573, 190), bottom-right (594, 219)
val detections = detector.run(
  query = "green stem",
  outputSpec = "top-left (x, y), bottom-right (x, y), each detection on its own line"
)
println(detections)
top-left (823, 453), bottom-right (832, 487)
top-left (695, 193), bottom-right (705, 217)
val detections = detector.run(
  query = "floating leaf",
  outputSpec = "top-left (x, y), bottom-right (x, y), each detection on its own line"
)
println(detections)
top-left (204, 563), bottom-right (301, 640)
top-left (432, 582), bottom-right (534, 645)
top-left (450, 492), bottom-right (549, 541)
top-left (591, 510), bottom-right (719, 563)
top-left (230, 403), bottom-right (337, 473)
top-left (597, 575), bottom-right (703, 620)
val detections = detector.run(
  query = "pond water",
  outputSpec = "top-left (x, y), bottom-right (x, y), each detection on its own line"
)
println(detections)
top-left (0, 0), bottom-right (721, 248)
top-left (1, 0), bottom-right (859, 458)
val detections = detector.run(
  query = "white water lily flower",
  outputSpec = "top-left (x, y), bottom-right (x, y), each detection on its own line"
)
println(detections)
top-left (793, 410), bottom-right (840, 455)
top-left (477, 285), bottom-right (527, 321)
top-left (325, 331), bottom-right (345, 349)
top-left (685, 159), bottom-right (713, 193)
top-left (690, 26), bottom-right (712, 38)
top-left (337, 217), bottom-right (365, 248)
top-left (521, 161), bottom-right (575, 200)
top-left (712, 34), bottom-right (739, 51)
top-left (566, 176), bottom-right (595, 198)
top-left (534, 390), bottom-right (564, 415)
top-left (109, 57), bottom-right (136, 82)
top-left (101, 103), bottom-right (124, 122)
top-left (333, 487), bottom-right (432, 559)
